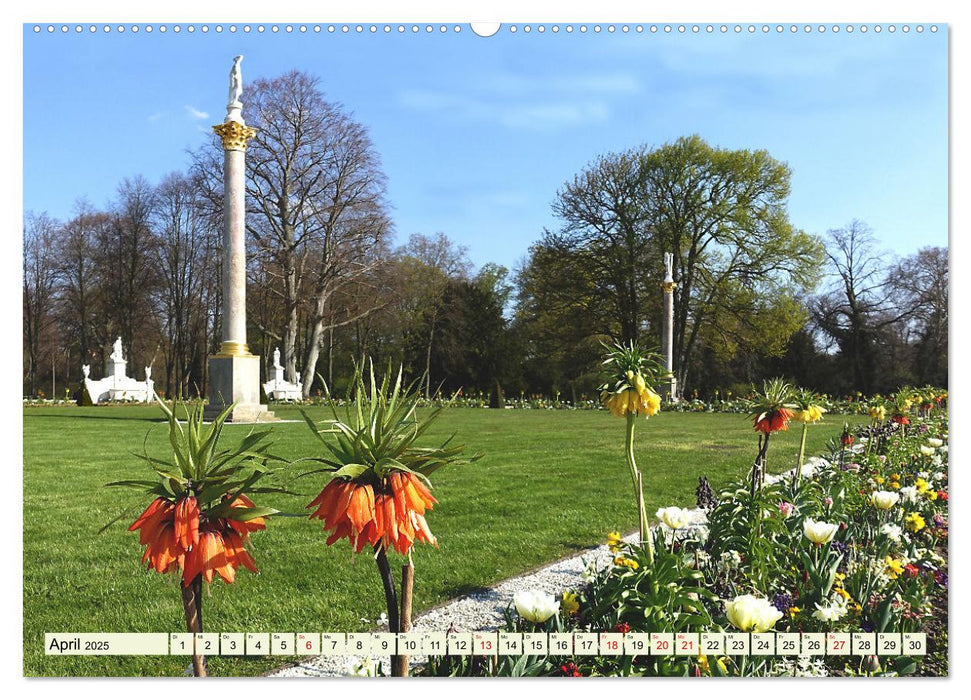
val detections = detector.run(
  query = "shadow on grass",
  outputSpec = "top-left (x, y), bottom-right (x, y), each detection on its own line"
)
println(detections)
top-left (24, 413), bottom-right (166, 423)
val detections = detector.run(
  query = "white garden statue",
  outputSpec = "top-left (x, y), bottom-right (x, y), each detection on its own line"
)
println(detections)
top-left (82, 338), bottom-right (154, 404)
top-left (263, 346), bottom-right (302, 401)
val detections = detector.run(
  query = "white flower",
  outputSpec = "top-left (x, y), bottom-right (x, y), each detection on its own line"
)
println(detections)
top-left (812, 599), bottom-right (848, 622)
top-left (926, 438), bottom-right (943, 448)
top-left (920, 445), bottom-right (935, 456)
top-left (725, 594), bottom-right (783, 632)
top-left (513, 590), bottom-right (559, 623)
top-left (581, 561), bottom-right (599, 584)
top-left (656, 506), bottom-right (692, 529)
top-left (718, 550), bottom-right (742, 573)
top-left (899, 486), bottom-right (919, 503)
top-left (344, 656), bottom-right (378, 677)
top-left (870, 491), bottom-right (900, 510)
top-left (880, 523), bottom-right (903, 542)
top-left (803, 518), bottom-right (839, 545)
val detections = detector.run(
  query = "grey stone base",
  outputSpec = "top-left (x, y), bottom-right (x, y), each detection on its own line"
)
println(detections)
top-left (205, 354), bottom-right (278, 423)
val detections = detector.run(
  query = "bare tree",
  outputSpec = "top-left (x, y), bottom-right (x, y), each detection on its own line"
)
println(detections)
top-left (98, 176), bottom-right (160, 366)
top-left (888, 246), bottom-right (948, 386)
top-left (812, 221), bottom-right (921, 393)
top-left (23, 212), bottom-right (59, 395)
top-left (154, 172), bottom-right (217, 397)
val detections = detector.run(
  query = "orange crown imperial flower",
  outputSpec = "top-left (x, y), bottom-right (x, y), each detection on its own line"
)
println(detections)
top-left (308, 470), bottom-right (438, 555)
top-left (129, 495), bottom-right (264, 586)
top-left (754, 407), bottom-right (794, 434)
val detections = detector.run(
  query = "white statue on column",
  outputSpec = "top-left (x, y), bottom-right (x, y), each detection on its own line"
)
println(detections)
top-left (225, 55), bottom-right (245, 124)
top-left (273, 346), bottom-right (282, 369)
top-left (228, 55), bottom-right (243, 105)
top-left (663, 252), bottom-right (674, 284)
top-left (110, 337), bottom-right (124, 363)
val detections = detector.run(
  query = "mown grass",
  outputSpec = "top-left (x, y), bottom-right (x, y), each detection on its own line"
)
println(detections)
top-left (23, 405), bottom-right (866, 676)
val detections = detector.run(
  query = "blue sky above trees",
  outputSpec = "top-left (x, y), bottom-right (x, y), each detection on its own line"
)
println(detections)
top-left (23, 24), bottom-right (947, 271)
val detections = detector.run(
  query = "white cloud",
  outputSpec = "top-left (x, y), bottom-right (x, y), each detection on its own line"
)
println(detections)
top-left (185, 105), bottom-right (209, 119)
top-left (147, 112), bottom-right (164, 122)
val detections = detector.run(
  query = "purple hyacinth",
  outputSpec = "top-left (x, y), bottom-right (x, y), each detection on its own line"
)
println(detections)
top-left (772, 592), bottom-right (793, 613)
top-left (935, 571), bottom-right (948, 586)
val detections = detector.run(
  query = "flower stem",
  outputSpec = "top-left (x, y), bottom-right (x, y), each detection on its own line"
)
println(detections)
top-left (794, 423), bottom-right (808, 489)
top-left (625, 413), bottom-right (653, 564)
top-left (180, 575), bottom-right (207, 677)
top-left (374, 545), bottom-right (403, 676)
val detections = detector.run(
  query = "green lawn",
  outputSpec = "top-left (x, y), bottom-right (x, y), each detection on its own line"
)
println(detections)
top-left (23, 405), bottom-right (866, 676)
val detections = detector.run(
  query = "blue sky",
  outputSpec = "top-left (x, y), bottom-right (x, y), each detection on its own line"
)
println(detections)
top-left (23, 24), bottom-right (948, 272)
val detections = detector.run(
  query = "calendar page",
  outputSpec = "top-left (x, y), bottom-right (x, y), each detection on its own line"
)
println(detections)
top-left (19, 0), bottom-right (951, 683)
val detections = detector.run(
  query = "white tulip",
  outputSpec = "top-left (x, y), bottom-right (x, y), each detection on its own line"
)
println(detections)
top-left (656, 506), bottom-right (692, 529)
top-left (920, 445), bottom-right (935, 456)
top-left (513, 590), bottom-right (559, 623)
top-left (926, 438), bottom-right (943, 448)
top-left (725, 594), bottom-right (783, 633)
top-left (803, 518), bottom-right (839, 545)
top-left (870, 491), bottom-right (900, 510)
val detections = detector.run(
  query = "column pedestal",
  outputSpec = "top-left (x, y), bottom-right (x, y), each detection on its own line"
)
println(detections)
top-left (205, 354), bottom-right (276, 422)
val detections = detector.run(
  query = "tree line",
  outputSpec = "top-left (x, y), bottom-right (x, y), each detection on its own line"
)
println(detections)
top-left (23, 71), bottom-right (947, 401)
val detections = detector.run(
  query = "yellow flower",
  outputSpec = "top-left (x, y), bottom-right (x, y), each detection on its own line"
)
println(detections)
top-left (795, 405), bottom-right (826, 423)
top-left (836, 588), bottom-right (851, 601)
top-left (891, 473), bottom-right (900, 481)
top-left (890, 481), bottom-right (901, 490)
top-left (613, 556), bottom-right (639, 570)
top-left (927, 491), bottom-right (938, 501)
top-left (915, 478), bottom-right (930, 493)
top-left (696, 654), bottom-right (729, 675)
top-left (905, 512), bottom-right (926, 532)
top-left (875, 476), bottom-right (885, 485)
top-left (868, 406), bottom-right (886, 421)
top-left (561, 591), bottom-right (580, 616)
top-left (606, 531), bottom-right (624, 552)
top-left (884, 556), bottom-right (905, 579)
top-left (604, 386), bottom-right (660, 418)
top-left (788, 606), bottom-right (801, 618)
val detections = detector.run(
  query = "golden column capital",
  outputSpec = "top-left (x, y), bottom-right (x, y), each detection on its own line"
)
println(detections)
top-left (213, 121), bottom-right (257, 151)
top-left (662, 281), bottom-right (676, 293)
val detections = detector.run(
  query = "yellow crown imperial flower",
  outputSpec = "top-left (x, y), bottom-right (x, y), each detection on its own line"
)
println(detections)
top-left (795, 405), bottom-right (826, 423)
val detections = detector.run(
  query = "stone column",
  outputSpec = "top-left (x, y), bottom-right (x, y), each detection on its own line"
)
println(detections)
top-left (204, 79), bottom-right (276, 422)
top-left (661, 253), bottom-right (679, 401)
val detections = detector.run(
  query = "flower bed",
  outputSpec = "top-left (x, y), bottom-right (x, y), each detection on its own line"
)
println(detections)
top-left (416, 410), bottom-right (948, 677)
